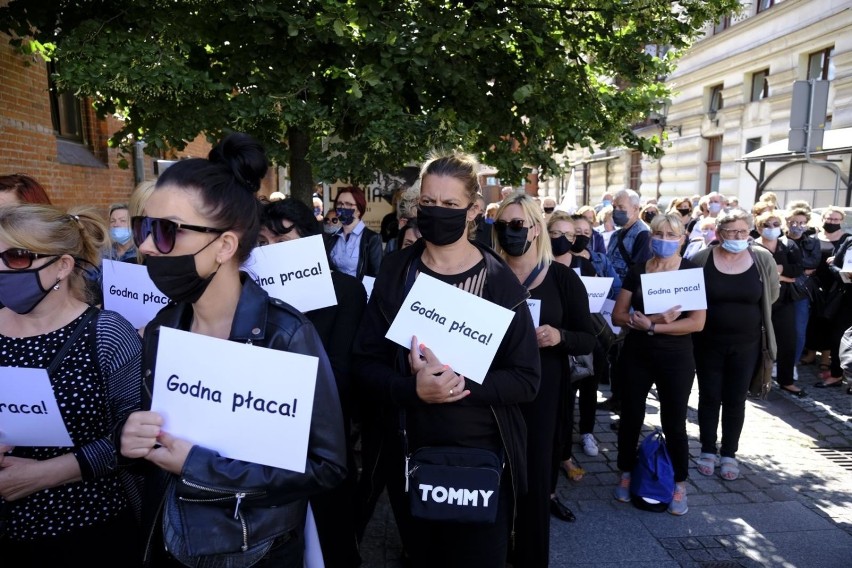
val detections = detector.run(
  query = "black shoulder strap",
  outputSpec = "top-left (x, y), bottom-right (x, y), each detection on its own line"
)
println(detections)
top-left (522, 263), bottom-right (545, 289)
top-left (47, 306), bottom-right (99, 375)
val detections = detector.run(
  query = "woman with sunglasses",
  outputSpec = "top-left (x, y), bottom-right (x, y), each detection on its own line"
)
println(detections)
top-left (352, 151), bottom-right (540, 567)
top-left (327, 186), bottom-right (383, 280)
top-left (495, 195), bottom-right (595, 566)
top-left (0, 204), bottom-right (143, 566)
top-left (752, 211), bottom-right (806, 397)
top-left (690, 210), bottom-right (779, 482)
top-left (119, 133), bottom-right (347, 567)
top-left (610, 213), bottom-right (706, 515)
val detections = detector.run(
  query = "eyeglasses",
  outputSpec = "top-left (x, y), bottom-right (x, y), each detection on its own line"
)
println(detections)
top-left (719, 228), bottom-right (750, 238)
top-left (495, 219), bottom-right (527, 231)
top-left (336, 202), bottom-right (358, 209)
top-left (788, 221), bottom-right (807, 227)
top-left (548, 230), bottom-right (573, 239)
top-left (131, 216), bottom-right (225, 254)
top-left (824, 217), bottom-right (843, 223)
top-left (323, 217), bottom-right (340, 225)
top-left (0, 248), bottom-right (55, 270)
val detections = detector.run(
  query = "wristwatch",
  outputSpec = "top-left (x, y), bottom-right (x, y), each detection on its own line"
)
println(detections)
top-left (647, 323), bottom-right (656, 336)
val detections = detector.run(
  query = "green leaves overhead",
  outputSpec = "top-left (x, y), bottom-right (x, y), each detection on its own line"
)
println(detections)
top-left (1, 0), bottom-right (739, 193)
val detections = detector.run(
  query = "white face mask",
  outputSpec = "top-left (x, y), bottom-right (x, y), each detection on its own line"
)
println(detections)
top-left (761, 227), bottom-right (781, 240)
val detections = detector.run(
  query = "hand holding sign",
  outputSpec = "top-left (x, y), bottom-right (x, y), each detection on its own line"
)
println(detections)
top-left (146, 430), bottom-right (194, 476)
top-left (656, 305), bottom-right (683, 324)
top-left (120, 410), bottom-right (164, 458)
top-left (409, 336), bottom-right (469, 404)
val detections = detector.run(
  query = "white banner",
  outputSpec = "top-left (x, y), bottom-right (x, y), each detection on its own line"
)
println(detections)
top-left (244, 235), bottom-right (337, 313)
top-left (385, 274), bottom-right (514, 384)
top-left (0, 367), bottom-right (73, 447)
top-left (102, 259), bottom-right (169, 329)
top-left (579, 277), bottom-right (614, 313)
top-left (640, 268), bottom-right (707, 315)
top-left (151, 327), bottom-right (318, 472)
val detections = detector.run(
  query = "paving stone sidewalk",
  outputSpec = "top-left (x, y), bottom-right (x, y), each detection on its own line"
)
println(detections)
top-left (358, 362), bottom-right (852, 567)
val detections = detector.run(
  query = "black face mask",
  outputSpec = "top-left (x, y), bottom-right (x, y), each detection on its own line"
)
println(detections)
top-left (474, 213), bottom-right (484, 226)
top-left (642, 212), bottom-right (658, 224)
top-left (570, 234), bottom-right (590, 253)
top-left (0, 256), bottom-right (61, 314)
top-left (550, 235), bottom-right (572, 256)
top-left (416, 205), bottom-right (469, 246)
top-left (824, 222), bottom-right (842, 234)
top-left (145, 236), bottom-right (221, 304)
top-left (543, 207), bottom-right (555, 214)
top-left (495, 224), bottom-right (531, 257)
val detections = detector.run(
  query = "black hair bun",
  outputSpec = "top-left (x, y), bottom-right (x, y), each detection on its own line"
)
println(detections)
top-left (209, 132), bottom-right (268, 194)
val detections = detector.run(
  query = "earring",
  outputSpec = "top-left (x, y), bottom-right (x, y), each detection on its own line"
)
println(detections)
top-left (53, 279), bottom-right (61, 291)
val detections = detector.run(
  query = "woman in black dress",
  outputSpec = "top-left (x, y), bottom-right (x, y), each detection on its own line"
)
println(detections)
top-left (495, 194), bottom-right (594, 566)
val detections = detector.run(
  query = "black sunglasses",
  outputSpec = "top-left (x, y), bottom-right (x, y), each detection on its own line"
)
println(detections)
top-left (323, 217), bottom-right (340, 225)
top-left (131, 216), bottom-right (225, 254)
top-left (0, 248), bottom-right (55, 270)
top-left (495, 219), bottom-right (527, 231)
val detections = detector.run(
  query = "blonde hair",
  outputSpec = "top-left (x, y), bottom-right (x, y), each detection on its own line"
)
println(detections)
top-left (755, 210), bottom-right (783, 230)
top-left (0, 204), bottom-right (107, 303)
top-left (494, 194), bottom-right (553, 267)
top-left (649, 213), bottom-right (686, 237)
top-left (129, 180), bottom-right (157, 262)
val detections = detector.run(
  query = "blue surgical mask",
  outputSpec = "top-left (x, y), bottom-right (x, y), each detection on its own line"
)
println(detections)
top-left (612, 209), bottom-right (629, 227)
top-left (651, 238), bottom-right (680, 258)
top-left (788, 225), bottom-right (805, 237)
top-left (601, 199), bottom-right (612, 208)
top-left (110, 227), bottom-right (133, 245)
top-left (708, 202), bottom-right (722, 214)
top-left (761, 227), bottom-right (782, 240)
top-left (721, 239), bottom-right (749, 254)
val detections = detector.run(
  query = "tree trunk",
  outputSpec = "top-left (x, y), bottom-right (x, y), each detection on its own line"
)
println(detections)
top-left (287, 125), bottom-right (314, 206)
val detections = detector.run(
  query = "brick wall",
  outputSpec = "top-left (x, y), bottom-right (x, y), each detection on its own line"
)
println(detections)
top-left (0, 34), bottom-right (276, 216)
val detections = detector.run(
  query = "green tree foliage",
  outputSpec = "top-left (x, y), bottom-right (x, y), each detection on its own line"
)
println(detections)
top-left (1, 0), bottom-right (739, 202)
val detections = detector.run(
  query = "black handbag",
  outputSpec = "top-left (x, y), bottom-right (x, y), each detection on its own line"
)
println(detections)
top-left (402, 411), bottom-right (503, 524)
top-left (568, 353), bottom-right (594, 383)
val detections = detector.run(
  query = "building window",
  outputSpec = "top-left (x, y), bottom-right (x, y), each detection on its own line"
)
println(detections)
top-left (807, 47), bottom-right (835, 81)
top-left (706, 136), bottom-right (722, 193)
top-left (47, 62), bottom-right (84, 142)
top-left (629, 151), bottom-right (642, 192)
top-left (751, 70), bottom-right (769, 102)
top-left (757, 0), bottom-right (775, 14)
top-left (713, 14), bottom-right (731, 34)
top-left (708, 84), bottom-right (724, 120)
top-left (745, 137), bottom-right (762, 154)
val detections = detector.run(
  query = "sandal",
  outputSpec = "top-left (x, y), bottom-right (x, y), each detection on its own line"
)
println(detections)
top-left (561, 456), bottom-right (585, 481)
top-left (720, 457), bottom-right (740, 481)
top-left (696, 453), bottom-right (718, 477)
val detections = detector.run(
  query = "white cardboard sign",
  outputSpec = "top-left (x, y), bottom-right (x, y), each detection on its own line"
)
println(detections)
top-left (362, 275), bottom-right (376, 302)
top-left (151, 327), bottom-right (318, 472)
top-left (385, 274), bottom-right (514, 384)
top-left (526, 299), bottom-right (541, 328)
top-left (579, 277), bottom-right (614, 313)
top-left (842, 251), bottom-right (852, 273)
top-left (0, 367), bottom-right (73, 447)
top-left (639, 268), bottom-right (708, 315)
top-left (101, 259), bottom-right (170, 329)
top-left (600, 299), bottom-right (621, 334)
top-left (244, 235), bottom-right (337, 313)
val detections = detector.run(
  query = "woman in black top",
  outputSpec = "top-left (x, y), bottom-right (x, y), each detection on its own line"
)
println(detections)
top-left (352, 151), bottom-right (540, 568)
top-left (752, 211), bottom-right (805, 396)
top-left (495, 195), bottom-right (594, 567)
top-left (611, 214), bottom-right (705, 516)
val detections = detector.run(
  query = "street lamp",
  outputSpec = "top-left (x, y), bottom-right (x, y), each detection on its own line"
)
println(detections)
top-left (653, 100), bottom-right (682, 136)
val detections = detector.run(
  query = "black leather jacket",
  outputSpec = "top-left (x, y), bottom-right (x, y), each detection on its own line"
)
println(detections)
top-left (132, 276), bottom-right (346, 566)
top-left (326, 224), bottom-right (383, 280)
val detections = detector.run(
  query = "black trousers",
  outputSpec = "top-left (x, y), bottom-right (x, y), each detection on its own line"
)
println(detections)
top-left (772, 301), bottom-right (797, 387)
top-left (695, 335), bottom-right (760, 458)
top-left (616, 335), bottom-right (695, 482)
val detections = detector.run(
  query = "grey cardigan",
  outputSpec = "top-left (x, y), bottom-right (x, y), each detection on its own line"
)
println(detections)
top-left (691, 245), bottom-right (780, 360)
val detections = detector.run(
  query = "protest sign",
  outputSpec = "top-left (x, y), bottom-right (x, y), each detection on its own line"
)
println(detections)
top-left (385, 274), bottom-right (514, 384)
top-left (244, 235), bottom-right (336, 312)
top-left (151, 327), bottom-right (318, 472)
top-left (526, 299), bottom-right (541, 328)
top-left (579, 276), bottom-right (613, 313)
top-left (0, 367), bottom-right (72, 446)
top-left (640, 268), bottom-right (707, 314)
top-left (362, 275), bottom-right (375, 302)
top-left (102, 260), bottom-right (169, 329)
top-left (600, 299), bottom-right (621, 334)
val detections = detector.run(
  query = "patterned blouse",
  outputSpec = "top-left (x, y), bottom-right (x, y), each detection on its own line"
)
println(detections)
top-left (0, 309), bottom-right (142, 541)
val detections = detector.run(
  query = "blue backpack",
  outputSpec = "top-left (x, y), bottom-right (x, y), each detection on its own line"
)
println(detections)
top-left (630, 428), bottom-right (675, 512)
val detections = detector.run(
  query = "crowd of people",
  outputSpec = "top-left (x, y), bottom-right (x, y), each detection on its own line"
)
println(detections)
top-left (1, 139), bottom-right (851, 568)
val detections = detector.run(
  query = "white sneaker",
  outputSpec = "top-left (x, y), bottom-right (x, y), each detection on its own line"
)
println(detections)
top-left (581, 433), bottom-right (599, 457)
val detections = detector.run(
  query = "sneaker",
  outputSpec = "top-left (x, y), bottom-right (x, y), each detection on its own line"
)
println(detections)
top-left (614, 472), bottom-right (631, 502)
top-left (667, 483), bottom-right (688, 516)
top-left (793, 366), bottom-right (799, 381)
top-left (581, 433), bottom-right (599, 457)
